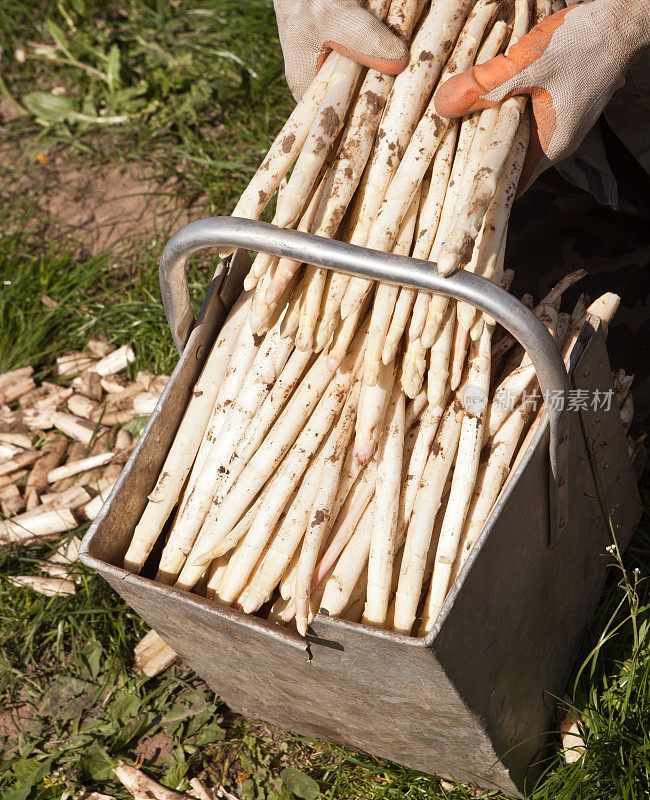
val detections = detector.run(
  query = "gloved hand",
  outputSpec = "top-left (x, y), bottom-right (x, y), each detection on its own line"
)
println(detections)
top-left (434, 0), bottom-right (650, 191)
top-left (273, 0), bottom-right (409, 101)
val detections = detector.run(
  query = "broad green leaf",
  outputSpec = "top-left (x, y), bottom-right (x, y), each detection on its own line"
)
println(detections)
top-left (22, 93), bottom-right (76, 123)
top-left (80, 743), bottom-right (114, 781)
top-left (45, 20), bottom-right (70, 53)
top-left (280, 767), bottom-right (320, 800)
top-left (161, 759), bottom-right (189, 790)
top-left (39, 676), bottom-right (96, 721)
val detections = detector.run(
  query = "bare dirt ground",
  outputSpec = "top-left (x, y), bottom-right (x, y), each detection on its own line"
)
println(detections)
top-left (1, 140), bottom-right (204, 255)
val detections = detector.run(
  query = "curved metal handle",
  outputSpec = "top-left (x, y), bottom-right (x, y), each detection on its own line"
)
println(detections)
top-left (160, 216), bottom-right (569, 543)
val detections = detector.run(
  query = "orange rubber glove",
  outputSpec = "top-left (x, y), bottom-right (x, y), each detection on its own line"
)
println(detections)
top-left (434, 0), bottom-right (650, 192)
top-left (273, 0), bottom-right (409, 101)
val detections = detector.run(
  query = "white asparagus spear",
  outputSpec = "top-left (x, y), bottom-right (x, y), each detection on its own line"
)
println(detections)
top-left (227, 54), bottom-right (338, 229)
top-left (326, 295), bottom-right (371, 372)
top-left (156, 325), bottom-right (294, 582)
top-left (399, 399), bottom-right (447, 531)
top-left (348, 0), bottom-right (477, 254)
top-left (457, 394), bottom-right (537, 571)
top-left (310, 460), bottom-right (376, 591)
top-left (363, 384), bottom-right (405, 626)
top-left (354, 356), bottom-right (397, 465)
top-left (122, 293), bottom-right (250, 571)
top-left (411, 15), bottom-right (507, 345)
top-left (239, 427), bottom-right (336, 612)
top-left (364, 189), bottom-right (421, 386)
top-left (294, 376), bottom-right (362, 634)
top-left (400, 336), bottom-right (427, 399)
top-left (284, 0), bottom-right (420, 248)
top-left (187, 324), bottom-right (368, 592)
top-left (274, 52), bottom-right (365, 229)
top-left (437, 0), bottom-right (531, 276)
top-left (485, 303), bottom-right (557, 439)
top-left (340, 0), bottom-right (485, 321)
top-left (262, 169), bottom-right (329, 310)
top-left (300, 0), bottom-right (423, 352)
top-left (420, 325), bottom-right (492, 633)
top-left (392, 395), bottom-right (464, 634)
top-left (427, 304), bottom-right (456, 406)
top-left (320, 499), bottom-right (375, 617)
top-left (450, 320), bottom-right (470, 390)
top-left (365, 0), bottom-right (498, 260)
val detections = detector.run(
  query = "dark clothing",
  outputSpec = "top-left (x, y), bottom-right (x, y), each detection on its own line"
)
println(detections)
top-left (506, 120), bottom-right (650, 433)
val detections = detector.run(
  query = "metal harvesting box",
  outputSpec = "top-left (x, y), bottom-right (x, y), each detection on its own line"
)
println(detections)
top-left (80, 218), bottom-right (642, 796)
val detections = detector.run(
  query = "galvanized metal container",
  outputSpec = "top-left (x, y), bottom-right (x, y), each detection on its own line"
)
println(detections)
top-left (80, 218), bottom-right (642, 797)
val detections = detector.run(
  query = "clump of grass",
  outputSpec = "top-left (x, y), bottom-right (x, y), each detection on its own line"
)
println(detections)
top-left (1, 0), bottom-right (294, 215)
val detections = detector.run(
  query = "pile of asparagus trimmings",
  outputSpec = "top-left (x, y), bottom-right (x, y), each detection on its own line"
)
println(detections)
top-left (122, 0), bottom-right (631, 636)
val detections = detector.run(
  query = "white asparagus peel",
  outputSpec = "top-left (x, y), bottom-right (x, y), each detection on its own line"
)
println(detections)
top-left (227, 54), bottom-right (338, 230)
top-left (427, 304), bottom-right (456, 406)
top-left (392, 395), bottom-right (464, 634)
top-left (113, 763), bottom-right (185, 800)
top-left (363, 384), bottom-right (405, 627)
top-left (188, 324), bottom-right (368, 593)
top-left (0, 507), bottom-right (78, 545)
top-left (364, 189), bottom-right (421, 387)
top-left (8, 576), bottom-right (76, 597)
top-left (239, 427), bottom-right (336, 613)
top-left (420, 325), bottom-right (492, 634)
top-left (156, 323), bottom-right (293, 583)
top-left (354, 356), bottom-right (397, 465)
top-left (46, 451), bottom-right (114, 484)
top-left (294, 376), bottom-right (362, 634)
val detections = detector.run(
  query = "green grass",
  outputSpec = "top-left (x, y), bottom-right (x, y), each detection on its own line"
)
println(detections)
top-left (0, 1), bottom-right (649, 798)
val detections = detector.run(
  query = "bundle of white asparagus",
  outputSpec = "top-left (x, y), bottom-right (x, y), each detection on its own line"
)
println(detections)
top-left (123, 0), bottom-right (636, 636)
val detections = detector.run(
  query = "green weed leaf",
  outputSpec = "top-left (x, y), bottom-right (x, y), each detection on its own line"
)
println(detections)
top-left (22, 93), bottom-right (76, 123)
top-left (280, 767), bottom-right (320, 800)
top-left (107, 44), bottom-right (121, 91)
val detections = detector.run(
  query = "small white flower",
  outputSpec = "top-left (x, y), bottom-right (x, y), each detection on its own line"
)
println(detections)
top-left (3, 280), bottom-right (11, 286)
top-left (14, 47), bottom-right (26, 63)
top-left (605, 544), bottom-right (616, 555)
